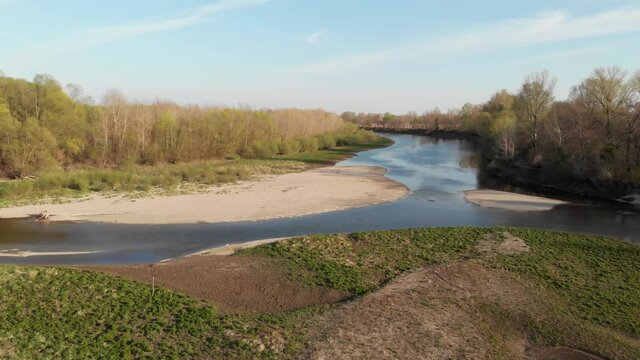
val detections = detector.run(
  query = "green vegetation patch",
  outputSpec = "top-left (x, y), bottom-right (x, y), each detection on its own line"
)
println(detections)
top-left (492, 227), bottom-right (640, 338)
top-left (277, 135), bottom-right (393, 165)
top-left (243, 227), bottom-right (485, 294)
top-left (0, 159), bottom-right (303, 208)
top-left (0, 265), bottom-right (290, 359)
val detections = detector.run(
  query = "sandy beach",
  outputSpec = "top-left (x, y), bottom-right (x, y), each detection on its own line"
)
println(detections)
top-left (0, 166), bottom-right (408, 224)
top-left (464, 189), bottom-right (568, 212)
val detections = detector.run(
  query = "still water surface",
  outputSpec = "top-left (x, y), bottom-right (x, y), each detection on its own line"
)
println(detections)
top-left (1, 134), bottom-right (638, 265)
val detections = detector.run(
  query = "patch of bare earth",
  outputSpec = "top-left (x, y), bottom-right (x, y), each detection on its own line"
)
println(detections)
top-left (303, 233), bottom-right (603, 360)
top-left (86, 254), bottom-right (350, 314)
top-left (0, 338), bottom-right (16, 358)
top-left (304, 262), bottom-right (529, 359)
top-left (477, 231), bottom-right (531, 256)
top-left (526, 346), bottom-right (605, 360)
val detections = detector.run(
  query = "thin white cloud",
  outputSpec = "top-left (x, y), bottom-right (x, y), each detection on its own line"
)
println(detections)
top-left (89, 0), bottom-right (273, 42)
top-left (6, 0), bottom-right (273, 61)
top-left (303, 29), bottom-right (325, 44)
top-left (515, 46), bottom-right (607, 65)
top-left (296, 7), bottom-right (640, 75)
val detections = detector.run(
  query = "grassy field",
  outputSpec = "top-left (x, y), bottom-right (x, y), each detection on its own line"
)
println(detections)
top-left (0, 227), bottom-right (638, 359)
top-left (0, 136), bottom-right (392, 208)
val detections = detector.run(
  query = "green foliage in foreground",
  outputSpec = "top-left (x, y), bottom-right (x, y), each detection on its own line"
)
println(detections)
top-left (495, 228), bottom-right (640, 338)
top-left (246, 227), bottom-right (640, 358)
top-left (0, 267), bottom-right (262, 359)
top-left (0, 227), bottom-right (638, 359)
top-left (245, 227), bottom-right (483, 294)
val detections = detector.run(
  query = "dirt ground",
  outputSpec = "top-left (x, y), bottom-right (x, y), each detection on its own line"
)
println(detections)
top-left (87, 232), bottom-right (609, 359)
top-left (477, 231), bottom-right (531, 256)
top-left (87, 254), bottom-right (351, 314)
top-left (302, 261), bottom-right (603, 360)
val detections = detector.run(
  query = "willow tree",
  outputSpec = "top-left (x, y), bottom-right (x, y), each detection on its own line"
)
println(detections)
top-left (0, 107), bottom-right (58, 178)
top-left (516, 71), bottom-right (556, 157)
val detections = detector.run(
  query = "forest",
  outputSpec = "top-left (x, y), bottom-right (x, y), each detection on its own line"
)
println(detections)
top-left (0, 73), bottom-right (363, 179)
top-left (346, 67), bottom-right (640, 184)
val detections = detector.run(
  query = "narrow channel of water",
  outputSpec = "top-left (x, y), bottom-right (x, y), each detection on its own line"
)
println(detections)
top-left (1, 133), bottom-right (638, 265)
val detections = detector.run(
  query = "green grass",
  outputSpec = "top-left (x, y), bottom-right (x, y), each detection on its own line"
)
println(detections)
top-left (243, 227), bottom-right (482, 294)
top-left (0, 264), bottom-right (337, 359)
top-left (0, 136), bottom-right (391, 208)
top-left (492, 228), bottom-right (640, 338)
top-left (0, 159), bottom-right (303, 208)
top-left (1, 227), bottom-right (638, 359)
top-left (276, 137), bottom-right (393, 165)
top-left (0, 266), bottom-right (268, 359)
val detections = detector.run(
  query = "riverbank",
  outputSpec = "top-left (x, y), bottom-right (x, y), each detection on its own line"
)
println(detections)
top-left (464, 189), bottom-right (568, 212)
top-left (364, 127), bottom-right (479, 141)
top-left (1, 227), bottom-right (637, 358)
top-left (483, 158), bottom-right (640, 207)
top-left (0, 166), bottom-right (408, 224)
top-left (0, 135), bottom-right (393, 208)
top-left (366, 129), bottom-right (640, 208)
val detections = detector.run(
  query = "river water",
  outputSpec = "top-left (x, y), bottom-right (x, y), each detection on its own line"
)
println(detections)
top-left (1, 133), bottom-right (638, 265)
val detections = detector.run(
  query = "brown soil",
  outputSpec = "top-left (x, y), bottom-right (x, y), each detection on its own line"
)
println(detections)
top-left (86, 254), bottom-right (351, 314)
top-left (0, 338), bottom-right (16, 358)
top-left (527, 346), bottom-right (606, 360)
top-left (303, 261), bottom-right (602, 360)
top-left (477, 231), bottom-right (531, 256)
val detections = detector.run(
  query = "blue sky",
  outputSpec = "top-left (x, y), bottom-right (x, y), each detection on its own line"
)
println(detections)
top-left (1, 0), bottom-right (639, 113)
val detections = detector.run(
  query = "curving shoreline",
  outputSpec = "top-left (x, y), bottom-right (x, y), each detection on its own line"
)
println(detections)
top-left (0, 165), bottom-right (408, 225)
top-left (464, 189), bottom-right (568, 212)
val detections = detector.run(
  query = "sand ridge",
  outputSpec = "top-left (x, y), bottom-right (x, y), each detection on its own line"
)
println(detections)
top-left (464, 189), bottom-right (568, 212)
top-left (0, 166), bottom-right (408, 224)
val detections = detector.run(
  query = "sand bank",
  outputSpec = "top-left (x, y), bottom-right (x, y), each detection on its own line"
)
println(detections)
top-left (464, 189), bottom-right (568, 212)
top-left (0, 166), bottom-right (407, 224)
top-left (0, 250), bottom-right (100, 258)
top-left (188, 238), bottom-right (287, 257)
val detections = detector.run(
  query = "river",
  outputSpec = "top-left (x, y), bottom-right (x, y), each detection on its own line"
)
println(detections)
top-left (1, 133), bottom-right (638, 265)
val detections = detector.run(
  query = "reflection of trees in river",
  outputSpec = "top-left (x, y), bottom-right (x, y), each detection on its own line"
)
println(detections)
top-left (459, 153), bottom-right (480, 170)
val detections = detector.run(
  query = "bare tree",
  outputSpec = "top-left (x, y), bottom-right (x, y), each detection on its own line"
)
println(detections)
top-left (493, 113), bottom-right (517, 160)
top-left (101, 90), bottom-right (129, 164)
top-left (626, 71), bottom-right (640, 171)
top-left (575, 67), bottom-right (632, 143)
top-left (65, 83), bottom-right (94, 105)
top-left (517, 70), bottom-right (556, 157)
top-left (131, 104), bottom-right (152, 157)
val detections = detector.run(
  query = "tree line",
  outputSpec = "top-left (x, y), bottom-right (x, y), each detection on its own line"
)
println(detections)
top-left (346, 67), bottom-right (640, 182)
top-left (0, 74), bottom-right (356, 179)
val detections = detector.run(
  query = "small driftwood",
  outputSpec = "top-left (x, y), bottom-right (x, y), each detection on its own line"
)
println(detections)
top-left (37, 210), bottom-right (50, 221)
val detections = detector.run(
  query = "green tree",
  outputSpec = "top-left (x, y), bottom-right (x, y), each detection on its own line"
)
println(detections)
top-left (0, 114), bottom-right (58, 178)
